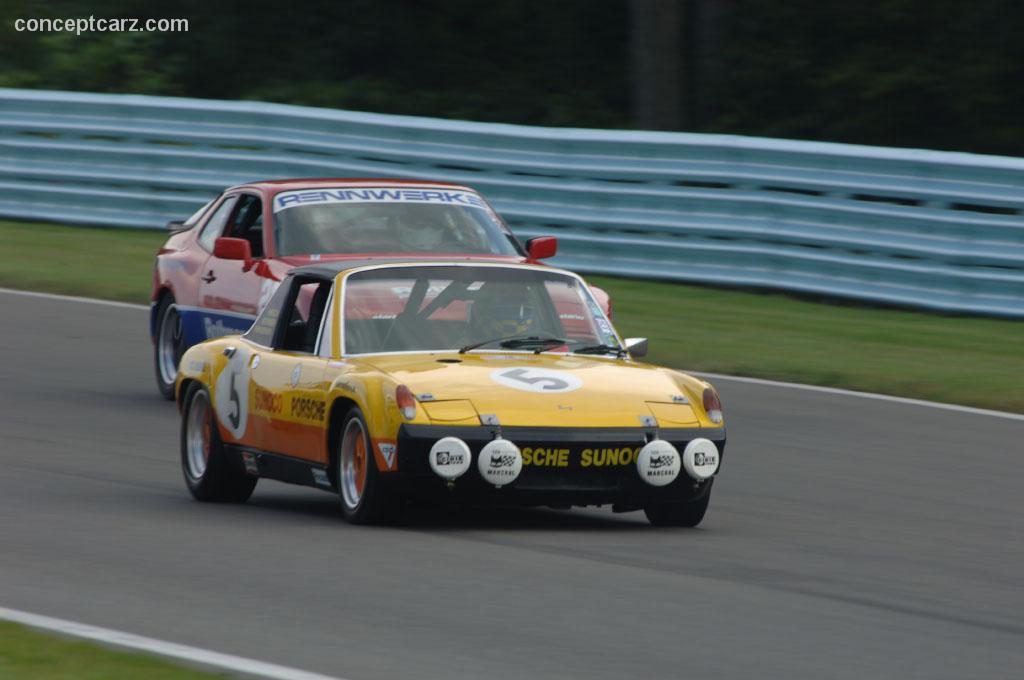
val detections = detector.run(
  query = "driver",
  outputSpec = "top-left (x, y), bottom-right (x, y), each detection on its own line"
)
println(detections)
top-left (466, 281), bottom-right (541, 340)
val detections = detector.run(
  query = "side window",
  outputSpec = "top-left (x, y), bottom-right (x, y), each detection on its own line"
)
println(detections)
top-left (226, 194), bottom-right (265, 258)
top-left (197, 196), bottom-right (238, 252)
top-left (280, 279), bottom-right (333, 354)
top-left (244, 277), bottom-right (291, 347)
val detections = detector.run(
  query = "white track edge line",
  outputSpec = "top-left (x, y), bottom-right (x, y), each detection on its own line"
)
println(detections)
top-left (0, 606), bottom-right (348, 680)
top-left (0, 286), bottom-right (148, 310)
top-left (2, 287), bottom-right (1020, 422)
top-left (696, 371), bottom-right (1024, 422)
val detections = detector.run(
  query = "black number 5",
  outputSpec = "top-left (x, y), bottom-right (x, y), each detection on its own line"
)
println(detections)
top-left (228, 372), bottom-right (241, 428)
top-left (503, 368), bottom-right (569, 391)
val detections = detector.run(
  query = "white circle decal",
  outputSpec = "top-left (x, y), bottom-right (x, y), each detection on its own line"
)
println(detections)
top-left (636, 439), bottom-right (681, 487)
top-left (214, 346), bottom-right (250, 440)
top-left (478, 438), bottom-right (523, 487)
top-left (490, 367), bottom-right (582, 393)
top-left (682, 438), bottom-right (720, 480)
top-left (428, 437), bottom-right (472, 481)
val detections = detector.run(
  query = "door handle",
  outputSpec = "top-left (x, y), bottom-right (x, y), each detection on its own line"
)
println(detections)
top-left (201, 271), bottom-right (217, 283)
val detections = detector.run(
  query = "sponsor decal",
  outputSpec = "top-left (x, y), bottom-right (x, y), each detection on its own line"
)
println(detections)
top-left (274, 188), bottom-right (487, 212)
top-left (253, 386), bottom-right (283, 415)
top-left (649, 454), bottom-right (674, 469)
top-left (490, 454), bottom-right (517, 468)
top-left (580, 446), bottom-right (641, 467)
top-left (241, 451), bottom-right (259, 475)
top-left (490, 367), bottom-right (583, 394)
top-left (214, 345), bottom-right (250, 439)
top-left (435, 451), bottom-right (464, 466)
top-left (377, 442), bottom-right (397, 470)
top-left (290, 396), bottom-right (325, 422)
top-left (522, 446), bottom-right (571, 467)
top-left (203, 317), bottom-right (236, 339)
top-left (311, 468), bottom-right (331, 487)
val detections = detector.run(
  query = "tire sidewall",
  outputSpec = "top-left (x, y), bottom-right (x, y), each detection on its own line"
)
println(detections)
top-left (154, 294), bottom-right (180, 400)
top-left (337, 408), bottom-right (376, 521)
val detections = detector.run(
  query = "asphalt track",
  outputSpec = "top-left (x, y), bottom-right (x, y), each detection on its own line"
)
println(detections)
top-left (2, 290), bottom-right (1022, 680)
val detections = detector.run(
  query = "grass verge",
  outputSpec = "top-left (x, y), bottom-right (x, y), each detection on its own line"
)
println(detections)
top-left (1, 219), bottom-right (1021, 413)
top-left (0, 622), bottom-right (228, 679)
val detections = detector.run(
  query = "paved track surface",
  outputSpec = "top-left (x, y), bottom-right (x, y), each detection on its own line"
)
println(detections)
top-left (2, 292), bottom-right (1022, 680)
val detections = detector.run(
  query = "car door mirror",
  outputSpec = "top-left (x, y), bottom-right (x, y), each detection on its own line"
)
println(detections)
top-left (213, 237), bottom-right (252, 262)
top-left (624, 337), bottom-right (648, 358)
top-left (526, 236), bottom-right (558, 260)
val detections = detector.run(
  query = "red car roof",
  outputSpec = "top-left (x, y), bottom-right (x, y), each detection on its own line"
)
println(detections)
top-left (228, 178), bottom-right (477, 195)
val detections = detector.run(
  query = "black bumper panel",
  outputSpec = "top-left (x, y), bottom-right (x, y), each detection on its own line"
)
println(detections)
top-left (396, 424), bottom-right (726, 506)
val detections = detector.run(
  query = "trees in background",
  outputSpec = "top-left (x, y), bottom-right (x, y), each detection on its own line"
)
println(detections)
top-left (2, 0), bottom-right (1022, 155)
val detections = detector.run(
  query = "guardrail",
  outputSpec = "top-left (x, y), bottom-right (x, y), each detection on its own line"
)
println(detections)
top-left (1, 88), bottom-right (1022, 316)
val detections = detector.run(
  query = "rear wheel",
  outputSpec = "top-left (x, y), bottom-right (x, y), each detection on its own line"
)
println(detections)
top-left (643, 481), bottom-right (713, 527)
top-left (155, 294), bottom-right (185, 400)
top-left (181, 383), bottom-right (257, 502)
top-left (337, 407), bottom-right (401, 525)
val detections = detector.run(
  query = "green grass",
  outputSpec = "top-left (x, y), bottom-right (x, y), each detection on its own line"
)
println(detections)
top-left (0, 622), bottom-right (229, 679)
top-left (0, 220), bottom-right (165, 304)
top-left (1, 219), bottom-right (1021, 412)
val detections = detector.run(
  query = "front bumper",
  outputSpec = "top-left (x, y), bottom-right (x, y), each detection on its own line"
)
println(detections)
top-left (395, 424), bottom-right (726, 507)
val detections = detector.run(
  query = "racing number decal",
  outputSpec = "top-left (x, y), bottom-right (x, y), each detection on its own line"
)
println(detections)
top-left (490, 367), bottom-right (583, 394)
top-left (227, 373), bottom-right (241, 429)
top-left (214, 346), bottom-right (250, 439)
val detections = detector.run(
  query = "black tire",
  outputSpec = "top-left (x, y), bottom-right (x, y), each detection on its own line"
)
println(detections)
top-left (336, 407), bottom-right (401, 525)
top-left (643, 481), bottom-right (713, 527)
top-left (154, 294), bottom-right (185, 400)
top-left (180, 383), bottom-right (257, 503)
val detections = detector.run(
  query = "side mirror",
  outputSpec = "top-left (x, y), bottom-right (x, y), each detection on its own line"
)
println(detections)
top-left (213, 237), bottom-right (252, 262)
top-left (624, 337), bottom-right (648, 358)
top-left (165, 220), bottom-right (185, 231)
top-left (526, 236), bottom-right (558, 260)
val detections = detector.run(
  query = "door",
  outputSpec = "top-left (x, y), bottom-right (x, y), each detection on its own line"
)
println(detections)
top-left (243, 277), bottom-right (333, 462)
top-left (198, 193), bottom-right (275, 339)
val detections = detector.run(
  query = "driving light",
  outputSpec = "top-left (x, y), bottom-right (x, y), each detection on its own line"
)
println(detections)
top-left (429, 437), bottom-right (472, 480)
top-left (396, 384), bottom-right (417, 420)
top-left (477, 438), bottom-right (523, 488)
top-left (702, 387), bottom-right (723, 424)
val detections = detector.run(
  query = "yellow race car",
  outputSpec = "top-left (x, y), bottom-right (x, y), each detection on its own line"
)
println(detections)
top-left (176, 260), bottom-right (725, 526)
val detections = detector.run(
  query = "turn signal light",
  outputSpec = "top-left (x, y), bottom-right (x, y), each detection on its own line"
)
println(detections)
top-left (702, 387), bottom-right (723, 424)
top-left (396, 384), bottom-right (417, 420)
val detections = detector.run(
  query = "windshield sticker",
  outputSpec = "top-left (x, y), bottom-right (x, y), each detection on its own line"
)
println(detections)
top-left (274, 188), bottom-right (487, 212)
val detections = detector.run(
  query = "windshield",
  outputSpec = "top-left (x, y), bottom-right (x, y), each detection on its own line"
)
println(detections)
top-left (343, 265), bottom-right (622, 355)
top-left (272, 187), bottom-right (522, 257)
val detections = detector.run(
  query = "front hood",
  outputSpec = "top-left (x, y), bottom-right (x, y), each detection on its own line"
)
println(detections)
top-left (358, 352), bottom-right (716, 428)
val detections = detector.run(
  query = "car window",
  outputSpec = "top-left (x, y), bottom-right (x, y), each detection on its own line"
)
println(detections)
top-left (244, 276), bottom-right (292, 346)
top-left (226, 194), bottom-right (265, 258)
top-left (279, 279), bottom-right (333, 353)
top-left (271, 187), bottom-right (522, 257)
top-left (197, 196), bottom-right (239, 252)
top-left (183, 199), bottom-right (215, 228)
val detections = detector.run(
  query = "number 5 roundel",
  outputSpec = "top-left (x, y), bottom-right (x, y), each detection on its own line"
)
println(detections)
top-left (490, 367), bottom-right (583, 393)
top-left (215, 346), bottom-right (250, 439)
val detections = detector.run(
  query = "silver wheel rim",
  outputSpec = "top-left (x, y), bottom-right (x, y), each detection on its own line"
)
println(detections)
top-left (185, 391), bottom-right (211, 479)
top-left (158, 303), bottom-right (183, 386)
top-left (339, 418), bottom-right (368, 511)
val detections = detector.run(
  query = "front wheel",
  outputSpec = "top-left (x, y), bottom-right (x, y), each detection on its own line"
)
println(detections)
top-left (154, 294), bottom-right (185, 400)
top-left (337, 408), bottom-right (401, 525)
top-left (181, 383), bottom-right (257, 502)
top-left (643, 481), bottom-right (713, 527)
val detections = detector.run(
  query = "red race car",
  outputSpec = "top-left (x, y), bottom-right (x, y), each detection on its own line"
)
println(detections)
top-left (151, 178), bottom-right (608, 399)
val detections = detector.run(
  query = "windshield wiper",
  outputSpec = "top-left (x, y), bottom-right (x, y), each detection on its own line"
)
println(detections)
top-left (459, 335), bottom-right (568, 354)
top-left (573, 343), bottom-right (627, 358)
